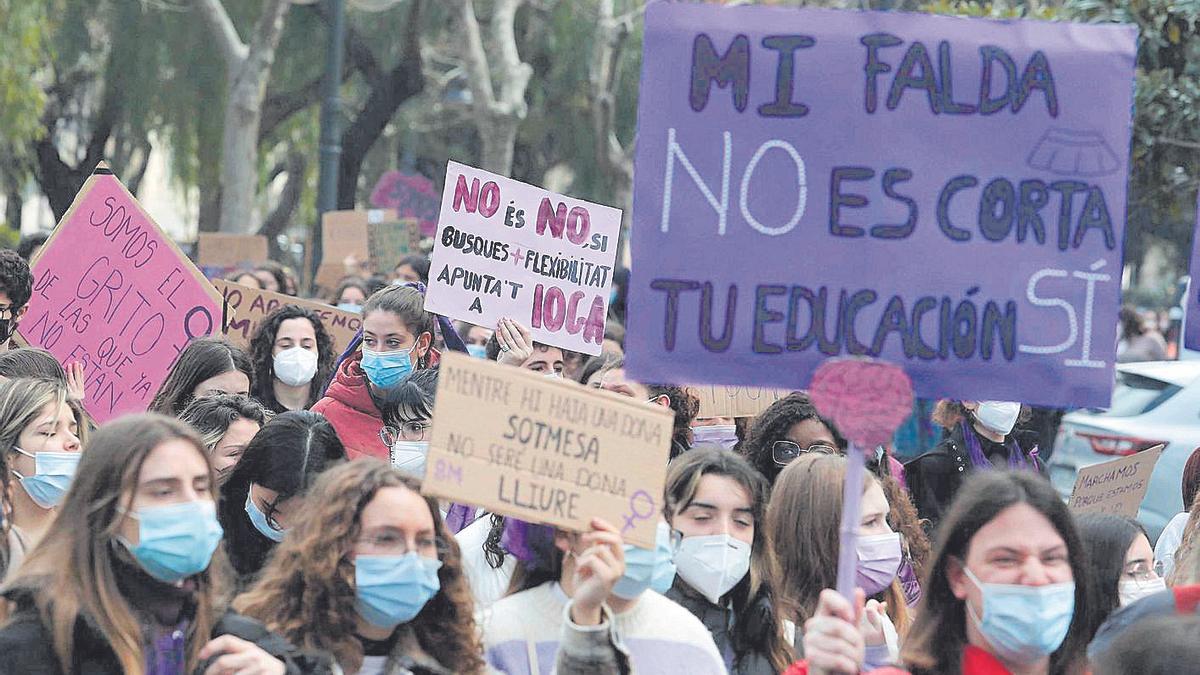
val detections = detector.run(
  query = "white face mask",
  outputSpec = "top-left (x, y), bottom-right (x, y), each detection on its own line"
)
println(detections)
top-left (391, 440), bottom-right (430, 478)
top-left (1119, 578), bottom-right (1166, 607)
top-left (673, 533), bottom-right (752, 604)
top-left (973, 401), bottom-right (1021, 436)
top-left (273, 347), bottom-right (319, 387)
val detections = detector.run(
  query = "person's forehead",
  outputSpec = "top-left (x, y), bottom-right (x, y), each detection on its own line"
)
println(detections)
top-left (361, 486), bottom-right (434, 530)
top-left (970, 503), bottom-right (1065, 555)
top-left (693, 474), bottom-right (752, 509)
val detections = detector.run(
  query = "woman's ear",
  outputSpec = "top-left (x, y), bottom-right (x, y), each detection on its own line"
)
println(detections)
top-left (946, 555), bottom-right (969, 600)
top-left (416, 331), bottom-right (433, 357)
top-left (650, 394), bottom-right (670, 408)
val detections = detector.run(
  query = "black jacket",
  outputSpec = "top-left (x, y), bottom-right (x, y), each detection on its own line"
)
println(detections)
top-left (904, 423), bottom-right (1043, 529)
top-left (665, 580), bottom-right (779, 675)
top-left (0, 589), bottom-right (333, 675)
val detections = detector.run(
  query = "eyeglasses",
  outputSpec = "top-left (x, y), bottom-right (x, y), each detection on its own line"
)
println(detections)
top-left (772, 440), bottom-right (838, 466)
top-left (356, 532), bottom-right (448, 557)
top-left (380, 420), bottom-right (430, 446)
top-left (1123, 559), bottom-right (1164, 583)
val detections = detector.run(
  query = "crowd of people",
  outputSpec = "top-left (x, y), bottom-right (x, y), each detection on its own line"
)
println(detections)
top-left (0, 240), bottom-right (1193, 675)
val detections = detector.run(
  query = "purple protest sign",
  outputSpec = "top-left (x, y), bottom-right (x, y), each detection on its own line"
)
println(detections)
top-left (1186, 193), bottom-right (1200, 352)
top-left (370, 170), bottom-right (441, 237)
top-left (626, 3), bottom-right (1137, 409)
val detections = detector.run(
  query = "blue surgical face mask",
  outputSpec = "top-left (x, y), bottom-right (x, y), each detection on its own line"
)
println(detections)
top-left (466, 344), bottom-right (488, 359)
top-left (613, 521), bottom-right (677, 599)
top-left (337, 302), bottom-right (363, 313)
top-left (12, 448), bottom-right (81, 509)
top-left (361, 345), bottom-right (415, 389)
top-left (690, 425), bottom-right (739, 451)
top-left (964, 566), bottom-right (1075, 665)
top-left (244, 484), bottom-right (287, 543)
top-left (356, 553), bottom-right (443, 627)
top-left (119, 500), bottom-right (224, 584)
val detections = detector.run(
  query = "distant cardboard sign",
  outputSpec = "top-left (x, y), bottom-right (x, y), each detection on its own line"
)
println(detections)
top-left (421, 352), bottom-right (673, 548)
top-left (21, 170), bottom-right (223, 423)
top-left (689, 385), bottom-right (792, 418)
top-left (370, 170), bottom-right (441, 237)
top-left (425, 161), bottom-right (622, 356)
top-left (368, 218), bottom-right (422, 275)
top-left (196, 233), bottom-right (268, 270)
top-left (1068, 445), bottom-right (1165, 518)
top-left (315, 208), bottom-right (398, 292)
top-left (213, 279), bottom-right (361, 353)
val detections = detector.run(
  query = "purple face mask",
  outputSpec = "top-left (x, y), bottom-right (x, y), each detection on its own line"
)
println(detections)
top-left (856, 532), bottom-right (902, 596)
top-left (691, 424), bottom-right (738, 451)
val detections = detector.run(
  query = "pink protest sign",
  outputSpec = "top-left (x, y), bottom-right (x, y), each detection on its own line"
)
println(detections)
top-left (808, 358), bottom-right (915, 448)
top-left (370, 170), bottom-right (441, 237)
top-left (425, 161), bottom-right (622, 356)
top-left (20, 172), bottom-right (223, 423)
top-left (807, 357), bottom-right (914, 600)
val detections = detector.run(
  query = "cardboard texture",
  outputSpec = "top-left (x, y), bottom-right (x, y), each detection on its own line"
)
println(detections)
top-left (421, 352), bottom-right (673, 548)
top-left (214, 279), bottom-right (361, 354)
top-left (1068, 445), bottom-right (1165, 518)
top-left (368, 218), bottom-right (422, 274)
top-left (196, 233), bottom-right (268, 269)
top-left (21, 171), bottom-right (223, 423)
top-left (689, 385), bottom-right (793, 419)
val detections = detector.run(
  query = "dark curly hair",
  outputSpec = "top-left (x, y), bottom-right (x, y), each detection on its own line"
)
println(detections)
top-left (739, 392), bottom-right (847, 485)
top-left (16, 233), bottom-right (48, 262)
top-left (234, 459), bottom-right (485, 674)
top-left (0, 249), bottom-right (33, 313)
top-left (248, 305), bottom-right (335, 414)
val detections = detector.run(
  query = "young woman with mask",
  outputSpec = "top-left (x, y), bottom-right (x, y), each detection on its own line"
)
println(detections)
top-left (148, 337), bottom-right (254, 416)
top-left (796, 470), bottom-right (1090, 675)
top-left (332, 279), bottom-right (369, 313)
top-left (691, 417), bottom-right (740, 451)
top-left (1154, 446), bottom-right (1200, 579)
top-left (456, 321), bottom-right (493, 359)
top-left (664, 447), bottom-right (794, 673)
top-left (486, 518), bottom-right (725, 674)
top-left (177, 394), bottom-right (270, 484)
top-left (0, 414), bottom-right (317, 675)
top-left (904, 400), bottom-right (1042, 527)
top-left (235, 459), bottom-right (484, 674)
top-left (378, 369), bottom-right (437, 479)
top-left (313, 285), bottom-right (438, 460)
top-left (218, 411), bottom-right (346, 588)
top-left (767, 454), bottom-right (909, 668)
top-left (1076, 514), bottom-right (1164, 641)
top-left (0, 378), bottom-right (81, 579)
top-left (250, 305), bottom-right (336, 414)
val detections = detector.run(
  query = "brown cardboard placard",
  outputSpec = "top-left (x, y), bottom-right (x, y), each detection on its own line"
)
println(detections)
top-left (321, 208), bottom-right (396, 266)
top-left (196, 233), bottom-right (269, 270)
top-left (367, 218), bottom-right (421, 274)
top-left (1068, 445), bottom-right (1165, 518)
top-left (688, 385), bottom-right (793, 418)
top-left (421, 352), bottom-right (673, 548)
top-left (213, 279), bottom-right (361, 354)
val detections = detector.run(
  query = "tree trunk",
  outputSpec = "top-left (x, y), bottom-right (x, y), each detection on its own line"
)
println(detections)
top-left (194, 0), bottom-right (290, 234)
top-left (457, 0), bottom-right (530, 177)
top-left (481, 121), bottom-right (520, 177)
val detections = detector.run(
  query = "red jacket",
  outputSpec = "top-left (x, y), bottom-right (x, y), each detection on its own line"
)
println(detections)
top-left (312, 352), bottom-right (387, 461)
top-left (312, 349), bottom-right (443, 461)
top-left (784, 645), bottom-right (1014, 675)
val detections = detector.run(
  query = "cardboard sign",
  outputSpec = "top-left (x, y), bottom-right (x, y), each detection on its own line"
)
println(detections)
top-left (425, 161), bottom-right (622, 356)
top-left (1068, 445), bottom-right (1165, 517)
top-left (626, 3), bottom-right (1137, 409)
top-left (213, 279), bottom-right (361, 354)
top-left (421, 352), bottom-right (673, 548)
top-left (368, 218), bottom-right (422, 275)
top-left (314, 209), bottom-right (397, 291)
top-left (689, 385), bottom-right (792, 418)
top-left (196, 233), bottom-right (268, 271)
top-left (370, 170), bottom-right (441, 237)
top-left (21, 172), bottom-right (223, 423)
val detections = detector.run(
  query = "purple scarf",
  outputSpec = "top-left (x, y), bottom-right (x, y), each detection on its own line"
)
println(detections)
top-left (959, 420), bottom-right (1034, 470)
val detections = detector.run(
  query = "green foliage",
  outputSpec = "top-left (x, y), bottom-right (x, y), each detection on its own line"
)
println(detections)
top-left (0, 0), bottom-right (52, 158)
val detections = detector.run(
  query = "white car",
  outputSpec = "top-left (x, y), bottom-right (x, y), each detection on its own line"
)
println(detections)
top-left (1048, 360), bottom-right (1200, 540)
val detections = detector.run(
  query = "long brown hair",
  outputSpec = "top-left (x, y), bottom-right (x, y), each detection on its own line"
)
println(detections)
top-left (234, 459), bottom-right (483, 673)
top-left (0, 414), bottom-right (226, 675)
top-left (665, 447), bottom-right (794, 671)
top-left (901, 471), bottom-right (1089, 675)
top-left (765, 454), bottom-right (910, 634)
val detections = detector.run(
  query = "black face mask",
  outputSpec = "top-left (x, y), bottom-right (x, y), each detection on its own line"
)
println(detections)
top-left (0, 317), bottom-right (16, 343)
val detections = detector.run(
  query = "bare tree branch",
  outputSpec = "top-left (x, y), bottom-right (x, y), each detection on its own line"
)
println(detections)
top-left (457, 0), bottom-right (498, 110)
top-left (454, 0), bottom-right (530, 174)
top-left (192, 0), bottom-right (250, 67)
